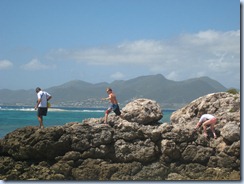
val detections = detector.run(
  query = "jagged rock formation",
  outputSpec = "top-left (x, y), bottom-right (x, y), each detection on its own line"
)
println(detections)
top-left (0, 92), bottom-right (240, 180)
top-left (122, 98), bottom-right (163, 124)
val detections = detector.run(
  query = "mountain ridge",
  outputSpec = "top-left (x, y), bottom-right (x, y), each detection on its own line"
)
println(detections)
top-left (0, 74), bottom-right (227, 109)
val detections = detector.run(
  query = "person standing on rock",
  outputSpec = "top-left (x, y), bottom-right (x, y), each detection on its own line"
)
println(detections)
top-left (34, 87), bottom-right (52, 129)
top-left (101, 88), bottom-right (122, 124)
top-left (194, 113), bottom-right (217, 139)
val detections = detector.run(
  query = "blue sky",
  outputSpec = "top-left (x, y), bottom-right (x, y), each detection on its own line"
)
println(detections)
top-left (0, 0), bottom-right (240, 90)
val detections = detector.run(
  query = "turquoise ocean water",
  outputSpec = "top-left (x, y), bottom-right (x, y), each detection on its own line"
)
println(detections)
top-left (0, 106), bottom-right (174, 138)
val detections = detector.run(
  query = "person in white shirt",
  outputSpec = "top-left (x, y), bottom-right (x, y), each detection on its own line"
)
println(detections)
top-left (34, 87), bottom-right (52, 128)
top-left (194, 113), bottom-right (217, 139)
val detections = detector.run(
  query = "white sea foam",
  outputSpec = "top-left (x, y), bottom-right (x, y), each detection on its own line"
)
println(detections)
top-left (45, 108), bottom-right (104, 113)
top-left (0, 107), bottom-right (104, 113)
top-left (0, 107), bottom-right (35, 112)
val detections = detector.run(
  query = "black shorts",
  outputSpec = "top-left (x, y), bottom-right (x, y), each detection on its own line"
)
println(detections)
top-left (37, 107), bottom-right (48, 117)
top-left (113, 105), bottom-right (121, 116)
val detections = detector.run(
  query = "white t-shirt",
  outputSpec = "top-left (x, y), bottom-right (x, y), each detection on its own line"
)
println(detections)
top-left (37, 91), bottom-right (51, 107)
top-left (199, 114), bottom-right (215, 123)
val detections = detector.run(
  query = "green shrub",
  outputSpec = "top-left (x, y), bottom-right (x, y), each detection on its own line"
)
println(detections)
top-left (226, 88), bottom-right (239, 95)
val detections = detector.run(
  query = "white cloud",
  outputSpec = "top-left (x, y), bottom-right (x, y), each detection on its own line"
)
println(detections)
top-left (48, 29), bottom-right (240, 87)
top-left (166, 71), bottom-right (180, 81)
top-left (22, 58), bottom-right (55, 71)
top-left (48, 40), bottom-right (168, 65)
top-left (110, 72), bottom-right (125, 80)
top-left (50, 29), bottom-right (239, 65)
top-left (0, 60), bottom-right (13, 70)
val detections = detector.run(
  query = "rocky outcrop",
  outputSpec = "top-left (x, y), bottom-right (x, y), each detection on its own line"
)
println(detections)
top-left (122, 98), bottom-right (163, 124)
top-left (170, 92), bottom-right (240, 141)
top-left (0, 93), bottom-right (240, 180)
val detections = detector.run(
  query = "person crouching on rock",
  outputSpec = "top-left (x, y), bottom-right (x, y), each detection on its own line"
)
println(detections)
top-left (194, 113), bottom-right (217, 139)
top-left (101, 88), bottom-right (122, 124)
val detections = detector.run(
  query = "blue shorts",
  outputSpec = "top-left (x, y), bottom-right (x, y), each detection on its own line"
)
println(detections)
top-left (106, 104), bottom-right (121, 116)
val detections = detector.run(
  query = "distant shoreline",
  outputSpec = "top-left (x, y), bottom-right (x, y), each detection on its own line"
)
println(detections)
top-left (0, 105), bottom-right (177, 111)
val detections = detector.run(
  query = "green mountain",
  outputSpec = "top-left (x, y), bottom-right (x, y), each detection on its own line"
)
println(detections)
top-left (0, 74), bottom-right (227, 109)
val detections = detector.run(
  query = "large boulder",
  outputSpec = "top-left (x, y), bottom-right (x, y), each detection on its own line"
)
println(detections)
top-left (170, 92), bottom-right (240, 130)
top-left (221, 122), bottom-right (240, 143)
top-left (121, 98), bottom-right (163, 125)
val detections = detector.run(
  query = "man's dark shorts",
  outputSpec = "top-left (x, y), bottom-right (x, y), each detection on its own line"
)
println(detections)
top-left (37, 107), bottom-right (48, 117)
top-left (113, 105), bottom-right (121, 116)
top-left (106, 104), bottom-right (121, 116)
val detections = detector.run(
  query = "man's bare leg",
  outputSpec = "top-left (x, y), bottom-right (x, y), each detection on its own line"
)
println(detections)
top-left (38, 116), bottom-right (44, 128)
top-left (104, 113), bottom-right (108, 124)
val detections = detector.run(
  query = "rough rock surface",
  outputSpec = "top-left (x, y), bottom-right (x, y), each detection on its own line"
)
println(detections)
top-left (122, 98), bottom-right (163, 124)
top-left (170, 92), bottom-right (240, 141)
top-left (0, 93), bottom-right (240, 180)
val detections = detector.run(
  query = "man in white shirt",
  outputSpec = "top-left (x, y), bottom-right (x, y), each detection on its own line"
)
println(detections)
top-left (35, 87), bottom-right (52, 128)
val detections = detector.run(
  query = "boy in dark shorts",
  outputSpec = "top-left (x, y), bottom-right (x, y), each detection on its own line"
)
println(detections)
top-left (101, 88), bottom-right (122, 124)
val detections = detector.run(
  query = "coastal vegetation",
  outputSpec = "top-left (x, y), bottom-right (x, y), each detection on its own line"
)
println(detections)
top-left (226, 88), bottom-right (239, 95)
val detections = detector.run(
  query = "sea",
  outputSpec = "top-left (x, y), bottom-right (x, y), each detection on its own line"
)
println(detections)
top-left (0, 106), bottom-right (175, 139)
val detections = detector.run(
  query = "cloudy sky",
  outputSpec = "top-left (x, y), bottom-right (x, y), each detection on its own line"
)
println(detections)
top-left (0, 0), bottom-right (240, 90)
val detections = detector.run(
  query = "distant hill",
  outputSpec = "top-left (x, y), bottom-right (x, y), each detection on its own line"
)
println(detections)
top-left (0, 74), bottom-right (227, 109)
